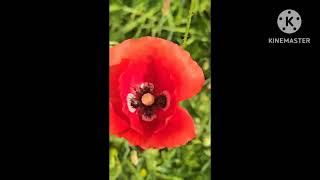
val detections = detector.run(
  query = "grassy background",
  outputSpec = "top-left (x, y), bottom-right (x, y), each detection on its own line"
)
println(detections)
top-left (109, 0), bottom-right (211, 179)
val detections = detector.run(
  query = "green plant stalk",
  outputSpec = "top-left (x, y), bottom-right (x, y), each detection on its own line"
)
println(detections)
top-left (182, 0), bottom-right (196, 48)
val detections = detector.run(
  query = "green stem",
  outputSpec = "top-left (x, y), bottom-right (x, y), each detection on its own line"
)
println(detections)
top-left (182, 0), bottom-right (195, 48)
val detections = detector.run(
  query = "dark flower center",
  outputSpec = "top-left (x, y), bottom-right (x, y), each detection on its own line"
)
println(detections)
top-left (127, 82), bottom-right (169, 121)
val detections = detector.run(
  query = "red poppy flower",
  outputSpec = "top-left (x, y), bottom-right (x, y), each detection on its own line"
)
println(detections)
top-left (110, 36), bottom-right (205, 149)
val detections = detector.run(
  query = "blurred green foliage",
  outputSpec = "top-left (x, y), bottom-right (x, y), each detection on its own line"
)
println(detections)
top-left (109, 0), bottom-right (211, 179)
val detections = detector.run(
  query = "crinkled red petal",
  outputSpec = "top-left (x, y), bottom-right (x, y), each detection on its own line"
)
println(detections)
top-left (109, 101), bottom-right (129, 136)
top-left (109, 37), bottom-right (205, 101)
top-left (119, 106), bottom-right (196, 149)
top-left (143, 106), bottom-right (196, 149)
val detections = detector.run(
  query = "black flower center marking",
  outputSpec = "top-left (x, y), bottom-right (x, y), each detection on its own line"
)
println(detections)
top-left (127, 82), bottom-right (169, 121)
top-left (155, 94), bottom-right (167, 108)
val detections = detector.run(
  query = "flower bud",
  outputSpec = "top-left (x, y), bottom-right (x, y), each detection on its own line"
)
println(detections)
top-left (130, 150), bottom-right (139, 166)
top-left (203, 136), bottom-right (211, 147)
top-left (140, 168), bottom-right (147, 177)
top-left (162, 0), bottom-right (171, 16)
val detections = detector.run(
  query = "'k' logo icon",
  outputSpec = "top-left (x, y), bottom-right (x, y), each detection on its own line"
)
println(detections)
top-left (277, 9), bottom-right (302, 34)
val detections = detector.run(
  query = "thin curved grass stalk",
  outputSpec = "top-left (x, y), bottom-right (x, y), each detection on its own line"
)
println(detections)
top-left (182, 0), bottom-right (196, 48)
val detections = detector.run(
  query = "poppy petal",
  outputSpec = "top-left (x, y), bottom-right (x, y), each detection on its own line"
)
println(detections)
top-left (118, 116), bottom-right (170, 148)
top-left (110, 37), bottom-right (205, 101)
top-left (149, 37), bottom-right (205, 101)
top-left (109, 102), bottom-right (129, 136)
top-left (143, 106), bottom-right (196, 149)
top-left (118, 129), bottom-right (146, 147)
top-left (117, 106), bottom-right (195, 149)
top-left (109, 38), bottom-right (154, 66)
top-left (110, 59), bottom-right (129, 99)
